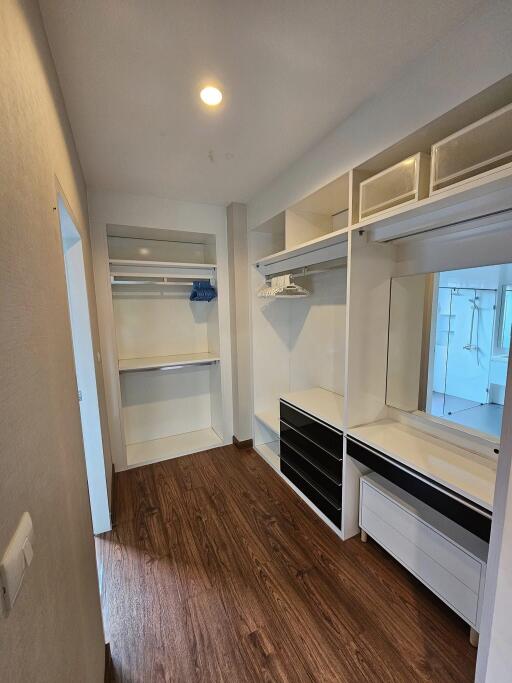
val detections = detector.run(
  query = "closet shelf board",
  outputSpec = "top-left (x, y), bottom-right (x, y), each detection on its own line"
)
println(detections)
top-left (109, 259), bottom-right (216, 282)
top-left (255, 408), bottom-right (280, 436)
top-left (125, 427), bottom-right (222, 469)
top-left (118, 352), bottom-right (220, 373)
top-left (109, 258), bottom-right (216, 269)
top-left (255, 228), bottom-right (349, 276)
top-left (348, 419), bottom-right (496, 511)
top-left (280, 387), bottom-right (345, 431)
top-left (353, 163), bottom-right (512, 242)
top-left (254, 440), bottom-right (280, 472)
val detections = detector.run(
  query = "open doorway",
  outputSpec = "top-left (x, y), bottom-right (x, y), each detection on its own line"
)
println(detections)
top-left (57, 195), bottom-right (111, 534)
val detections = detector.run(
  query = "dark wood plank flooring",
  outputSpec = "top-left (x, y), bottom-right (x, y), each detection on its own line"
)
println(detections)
top-left (95, 445), bottom-right (476, 683)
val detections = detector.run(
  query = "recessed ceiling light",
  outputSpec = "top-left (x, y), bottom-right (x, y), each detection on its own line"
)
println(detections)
top-left (200, 86), bottom-right (222, 106)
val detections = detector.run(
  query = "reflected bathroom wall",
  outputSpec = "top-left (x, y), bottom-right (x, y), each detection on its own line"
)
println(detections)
top-left (387, 263), bottom-right (512, 440)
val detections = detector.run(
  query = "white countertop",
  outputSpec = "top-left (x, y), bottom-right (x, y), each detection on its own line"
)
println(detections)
top-left (347, 419), bottom-right (496, 511)
top-left (280, 387), bottom-right (345, 431)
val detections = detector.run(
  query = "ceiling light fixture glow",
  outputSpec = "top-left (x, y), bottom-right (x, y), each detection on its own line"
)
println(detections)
top-left (200, 86), bottom-right (223, 106)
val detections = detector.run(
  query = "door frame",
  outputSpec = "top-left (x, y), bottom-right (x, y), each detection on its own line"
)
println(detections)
top-left (55, 183), bottom-right (111, 534)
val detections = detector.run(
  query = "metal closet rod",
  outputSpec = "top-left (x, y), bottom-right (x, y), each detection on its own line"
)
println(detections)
top-left (265, 264), bottom-right (343, 278)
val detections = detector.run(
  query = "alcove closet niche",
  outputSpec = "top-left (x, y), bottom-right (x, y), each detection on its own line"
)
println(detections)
top-left (107, 226), bottom-right (223, 469)
top-left (250, 175), bottom-right (349, 472)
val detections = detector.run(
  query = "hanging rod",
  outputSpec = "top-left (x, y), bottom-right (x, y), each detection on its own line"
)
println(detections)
top-left (264, 264), bottom-right (343, 279)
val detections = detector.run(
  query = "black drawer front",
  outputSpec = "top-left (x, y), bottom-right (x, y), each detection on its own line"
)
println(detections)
top-left (280, 420), bottom-right (341, 481)
top-left (281, 460), bottom-right (341, 527)
top-left (280, 401), bottom-right (342, 458)
top-left (346, 437), bottom-right (492, 542)
top-left (280, 442), bottom-right (342, 501)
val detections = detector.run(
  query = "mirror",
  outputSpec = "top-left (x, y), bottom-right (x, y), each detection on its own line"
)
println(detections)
top-left (386, 263), bottom-right (512, 439)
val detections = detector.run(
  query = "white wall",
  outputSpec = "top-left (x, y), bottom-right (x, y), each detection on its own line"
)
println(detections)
top-left (0, 1), bottom-right (106, 680)
top-left (247, 0), bottom-right (512, 229)
top-left (89, 189), bottom-right (234, 467)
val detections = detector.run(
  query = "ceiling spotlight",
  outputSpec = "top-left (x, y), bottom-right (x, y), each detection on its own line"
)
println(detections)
top-left (200, 86), bottom-right (223, 106)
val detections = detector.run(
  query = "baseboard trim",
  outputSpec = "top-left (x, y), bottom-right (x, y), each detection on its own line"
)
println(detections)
top-left (233, 435), bottom-right (253, 450)
top-left (105, 643), bottom-right (113, 682)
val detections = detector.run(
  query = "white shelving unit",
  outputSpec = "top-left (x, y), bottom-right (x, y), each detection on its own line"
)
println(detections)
top-left (250, 176), bottom-right (350, 500)
top-left (100, 227), bottom-right (227, 471)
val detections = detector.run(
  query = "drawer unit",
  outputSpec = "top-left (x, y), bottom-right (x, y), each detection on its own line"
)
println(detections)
top-left (346, 436), bottom-right (492, 542)
top-left (431, 103), bottom-right (512, 193)
top-left (360, 473), bottom-right (487, 628)
top-left (280, 400), bottom-right (343, 528)
top-left (359, 153), bottom-right (430, 221)
top-left (281, 460), bottom-right (342, 526)
top-left (280, 401), bottom-right (343, 458)
top-left (280, 420), bottom-right (341, 481)
top-left (280, 442), bottom-right (341, 501)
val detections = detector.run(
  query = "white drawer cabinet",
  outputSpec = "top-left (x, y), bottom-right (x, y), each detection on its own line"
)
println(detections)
top-left (360, 473), bottom-right (488, 630)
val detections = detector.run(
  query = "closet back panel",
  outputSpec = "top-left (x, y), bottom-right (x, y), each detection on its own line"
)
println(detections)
top-left (252, 270), bottom-right (292, 415)
top-left (289, 269), bottom-right (346, 395)
top-left (120, 366), bottom-right (212, 444)
top-left (112, 288), bottom-right (213, 359)
top-left (251, 229), bottom-right (290, 418)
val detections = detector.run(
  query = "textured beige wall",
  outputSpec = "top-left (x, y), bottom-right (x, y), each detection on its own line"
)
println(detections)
top-left (0, 1), bottom-right (107, 681)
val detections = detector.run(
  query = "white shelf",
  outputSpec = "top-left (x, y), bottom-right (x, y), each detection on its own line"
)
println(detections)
top-left (125, 427), bottom-right (222, 469)
top-left (347, 419), bottom-right (496, 510)
top-left (254, 440), bottom-right (280, 472)
top-left (109, 258), bottom-right (216, 282)
top-left (280, 387), bottom-right (345, 431)
top-left (255, 408), bottom-right (280, 436)
top-left (118, 352), bottom-right (220, 373)
top-left (255, 228), bottom-right (349, 276)
top-left (354, 164), bottom-right (512, 242)
top-left (109, 258), bottom-right (216, 269)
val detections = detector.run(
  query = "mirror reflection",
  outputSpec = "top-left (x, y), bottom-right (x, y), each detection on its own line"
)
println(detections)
top-left (386, 263), bottom-right (512, 439)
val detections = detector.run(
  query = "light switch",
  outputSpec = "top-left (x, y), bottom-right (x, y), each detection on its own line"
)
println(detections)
top-left (0, 512), bottom-right (34, 617)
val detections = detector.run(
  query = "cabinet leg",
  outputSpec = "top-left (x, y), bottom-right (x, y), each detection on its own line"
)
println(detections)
top-left (469, 628), bottom-right (479, 647)
top-left (360, 529), bottom-right (368, 543)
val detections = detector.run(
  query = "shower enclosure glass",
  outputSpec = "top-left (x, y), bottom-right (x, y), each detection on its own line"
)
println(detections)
top-left (430, 284), bottom-right (501, 436)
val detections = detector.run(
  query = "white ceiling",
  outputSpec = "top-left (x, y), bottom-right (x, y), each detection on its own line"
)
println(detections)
top-left (40, 0), bottom-right (484, 206)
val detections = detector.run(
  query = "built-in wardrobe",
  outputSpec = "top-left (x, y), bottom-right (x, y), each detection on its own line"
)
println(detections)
top-left (250, 177), bottom-right (350, 530)
top-left (248, 84), bottom-right (512, 647)
top-left (93, 222), bottom-right (232, 471)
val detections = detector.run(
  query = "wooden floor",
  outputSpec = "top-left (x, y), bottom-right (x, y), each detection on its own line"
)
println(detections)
top-left (96, 445), bottom-right (477, 682)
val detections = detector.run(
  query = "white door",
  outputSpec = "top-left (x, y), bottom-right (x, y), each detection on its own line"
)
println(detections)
top-left (58, 197), bottom-right (111, 534)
